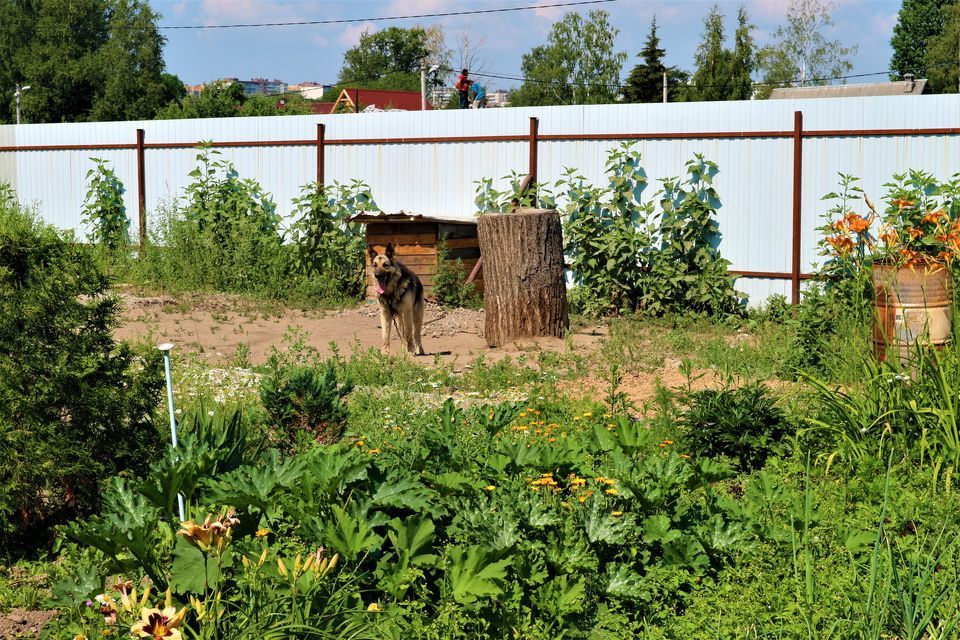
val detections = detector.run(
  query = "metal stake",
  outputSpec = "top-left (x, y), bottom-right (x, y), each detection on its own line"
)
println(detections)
top-left (158, 343), bottom-right (185, 522)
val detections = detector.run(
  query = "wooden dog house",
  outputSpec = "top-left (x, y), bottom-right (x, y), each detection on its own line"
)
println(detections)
top-left (350, 211), bottom-right (483, 301)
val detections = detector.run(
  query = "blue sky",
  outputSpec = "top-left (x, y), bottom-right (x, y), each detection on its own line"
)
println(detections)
top-left (153, 0), bottom-right (902, 90)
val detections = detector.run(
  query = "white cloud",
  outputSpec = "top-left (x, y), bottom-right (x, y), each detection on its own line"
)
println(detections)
top-left (870, 11), bottom-right (898, 36)
top-left (339, 22), bottom-right (378, 47)
top-left (386, 0), bottom-right (449, 13)
top-left (533, 2), bottom-right (564, 20)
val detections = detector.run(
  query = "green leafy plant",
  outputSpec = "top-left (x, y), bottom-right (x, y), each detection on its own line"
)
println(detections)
top-left (432, 241), bottom-right (482, 309)
top-left (260, 361), bottom-right (355, 447)
top-left (494, 143), bottom-right (743, 317)
top-left (680, 383), bottom-right (789, 471)
top-left (81, 157), bottom-right (130, 257)
top-left (643, 154), bottom-right (742, 316)
top-left (286, 180), bottom-right (377, 299)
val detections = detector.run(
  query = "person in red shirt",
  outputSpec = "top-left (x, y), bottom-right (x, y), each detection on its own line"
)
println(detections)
top-left (455, 69), bottom-right (470, 109)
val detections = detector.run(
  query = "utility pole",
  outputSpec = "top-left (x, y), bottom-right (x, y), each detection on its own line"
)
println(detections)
top-left (420, 64), bottom-right (427, 111)
top-left (14, 83), bottom-right (31, 125)
top-left (662, 72), bottom-right (667, 103)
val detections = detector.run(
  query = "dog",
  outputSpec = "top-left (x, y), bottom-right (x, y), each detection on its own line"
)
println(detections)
top-left (368, 242), bottom-right (425, 356)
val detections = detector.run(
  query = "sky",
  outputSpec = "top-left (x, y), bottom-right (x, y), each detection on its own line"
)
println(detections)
top-left (152, 0), bottom-right (904, 91)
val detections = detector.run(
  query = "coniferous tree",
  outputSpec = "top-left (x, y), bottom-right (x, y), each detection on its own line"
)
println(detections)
top-left (729, 6), bottom-right (756, 99)
top-left (623, 18), bottom-right (686, 103)
top-left (690, 5), bottom-right (731, 101)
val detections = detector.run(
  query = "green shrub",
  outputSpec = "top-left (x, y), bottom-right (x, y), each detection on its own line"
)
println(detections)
top-left (286, 180), bottom-right (376, 300)
top-left (432, 241), bottom-right (482, 309)
top-left (478, 144), bottom-right (743, 317)
top-left (132, 146), bottom-right (287, 295)
top-left (0, 201), bottom-right (163, 547)
top-left (260, 360), bottom-right (354, 447)
top-left (680, 383), bottom-right (789, 471)
top-left (81, 157), bottom-right (130, 258)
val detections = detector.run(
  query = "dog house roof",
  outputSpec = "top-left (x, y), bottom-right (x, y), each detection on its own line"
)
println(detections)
top-left (349, 211), bottom-right (477, 226)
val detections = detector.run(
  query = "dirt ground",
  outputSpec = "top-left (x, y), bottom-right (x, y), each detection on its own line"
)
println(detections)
top-left (0, 608), bottom-right (57, 639)
top-left (115, 292), bottom-right (606, 366)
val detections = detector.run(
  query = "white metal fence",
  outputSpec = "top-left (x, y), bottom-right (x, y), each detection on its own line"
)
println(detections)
top-left (1, 94), bottom-right (958, 305)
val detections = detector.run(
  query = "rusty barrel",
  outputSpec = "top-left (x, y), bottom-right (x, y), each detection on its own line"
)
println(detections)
top-left (872, 262), bottom-right (953, 364)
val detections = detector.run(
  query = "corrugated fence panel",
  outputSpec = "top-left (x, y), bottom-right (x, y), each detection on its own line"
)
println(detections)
top-left (1, 95), bottom-right (958, 306)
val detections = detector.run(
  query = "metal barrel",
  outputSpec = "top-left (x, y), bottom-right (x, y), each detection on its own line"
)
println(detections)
top-left (872, 262), bottom-right (953, 365)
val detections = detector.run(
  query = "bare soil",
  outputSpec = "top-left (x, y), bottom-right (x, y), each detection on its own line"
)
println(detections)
top-left (0, 609), bottom-right (57, 639)
top-left (115, 292), bottom-right (605, 365)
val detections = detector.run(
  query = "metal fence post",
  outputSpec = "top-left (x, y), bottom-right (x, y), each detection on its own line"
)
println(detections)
top-left (317, 123), bottom-right (325, 187)
top-left (791, 111), bottom-right (803, 305)
top-left (136, 128), bottom-right (146, 251)
top-left (529, 117), bottom-right (539, 207)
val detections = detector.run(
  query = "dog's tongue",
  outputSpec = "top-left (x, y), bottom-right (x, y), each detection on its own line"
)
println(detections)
top-left (376, 281), bottom-right (385, 295)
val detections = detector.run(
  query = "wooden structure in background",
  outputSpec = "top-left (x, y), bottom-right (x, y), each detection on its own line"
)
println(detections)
top-left (351, 212), bottom-right (483, 301)
top-left (477, 208), bottom-right (568, 347)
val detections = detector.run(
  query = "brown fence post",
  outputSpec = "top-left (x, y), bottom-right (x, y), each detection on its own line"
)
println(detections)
top-left (791, 110), bottom-right (803, 305)
top-left (316, 123), bottom-right (325, 186)
top-left (136, 128), bottom-right (146, 251)
top-left (528, 117), bottom-right (539, 207)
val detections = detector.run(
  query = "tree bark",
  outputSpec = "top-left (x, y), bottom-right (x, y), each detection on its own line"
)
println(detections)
top-left (477, 208), bottom-right (568, 347)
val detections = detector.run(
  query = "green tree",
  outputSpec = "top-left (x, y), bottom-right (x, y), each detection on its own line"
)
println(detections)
top-left (729, 6), bottom-right (756, 100)
top-left (0, 199), bottom-right (164, 544)
top-left (623, 17), bottom-right (687, 103)
top-left (925, 2), bottom-right (960, 92)
top-left (890, 0), bottom-right (955, 80)
top-left (157, 81), bottom-right (245, 119)
top-left (509, 9), bottom-right (627, 106)
top-left (0, 0), bottom-right (181, 124)
top-left (690, 5), bottom-right (732, 101)
top-left (755, 0), bottom-right (856, 99)
top-left (332, 26), bottom-right (431, 94)
top-left (89, 0), bottom-right (183, 121)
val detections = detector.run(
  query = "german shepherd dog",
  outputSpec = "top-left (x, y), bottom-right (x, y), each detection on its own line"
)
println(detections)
top-left (369, 242), bottom-right (426, 356)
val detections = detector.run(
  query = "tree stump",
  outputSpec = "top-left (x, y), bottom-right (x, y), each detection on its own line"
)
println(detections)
top-left (477, 208), bottom-right (568, 347)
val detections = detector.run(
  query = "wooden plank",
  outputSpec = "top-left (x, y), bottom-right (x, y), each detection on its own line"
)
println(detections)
top-left (367, 243), bottom-right (435, 256)
top-left (368, 232), bottom-right (436, 245)
top-left (364, 222), bottom-right (436, 235)
top-left (443, 237), bottom-right (479, 249)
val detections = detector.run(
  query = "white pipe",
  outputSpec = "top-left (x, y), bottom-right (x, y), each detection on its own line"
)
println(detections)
top-left (158, 343), bottom-right (185, 522)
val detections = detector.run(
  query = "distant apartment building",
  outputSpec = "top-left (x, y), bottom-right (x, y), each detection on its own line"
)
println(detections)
top-left (184, 83), bottom-right (205, 96)
top-left (219, 77), bottom-right (287, 96)
top-left (488, 89), bottom-right (510, 108)
top-left (288, 82), bottom-right (331, 99)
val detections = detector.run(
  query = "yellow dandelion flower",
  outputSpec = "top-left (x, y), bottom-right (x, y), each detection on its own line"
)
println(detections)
top-left (356, 440), bottom-right (365, 447)
top-left (611, 511), bottom-right (623, 517)
top-left (255, 528), bottom-right (269, 538)
top-left (485, 485), bottom-right (496, 491)
top-left (605, 488), bottom-right (618, 496)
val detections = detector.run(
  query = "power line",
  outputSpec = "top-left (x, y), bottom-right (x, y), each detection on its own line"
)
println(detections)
top-left (470, 60), bottom-right (958, 92)
top-left (161, 0), bottom-right (616, 30)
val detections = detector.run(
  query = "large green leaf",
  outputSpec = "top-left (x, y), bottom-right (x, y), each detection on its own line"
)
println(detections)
top-left (444, 546), bottom-right (513, 605)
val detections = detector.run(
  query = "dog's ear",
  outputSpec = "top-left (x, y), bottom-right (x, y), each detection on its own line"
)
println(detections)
top-left (368, 244), bottom-right (378, 261)
top-left (385, 242), bottom-right (395, 259)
